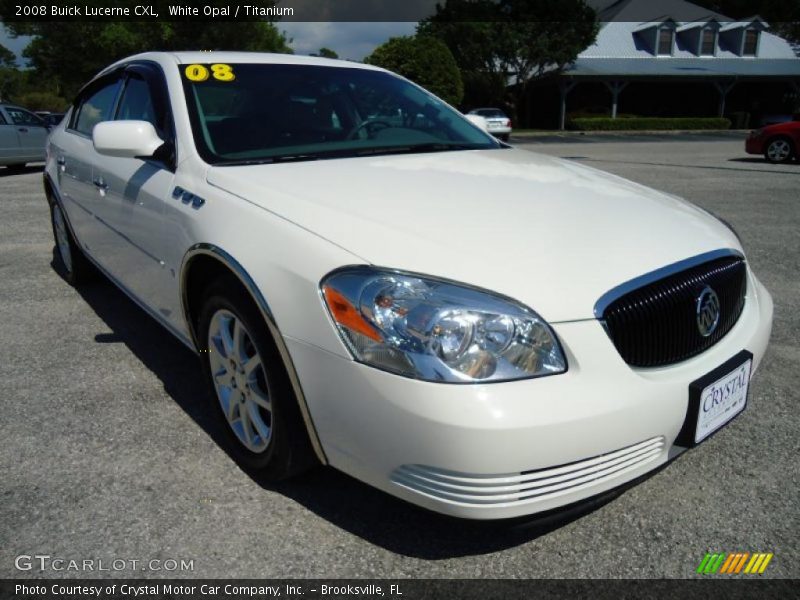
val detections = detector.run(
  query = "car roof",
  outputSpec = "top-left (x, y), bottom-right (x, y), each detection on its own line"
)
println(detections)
top-left (101, 51), bottom-right (386, 76)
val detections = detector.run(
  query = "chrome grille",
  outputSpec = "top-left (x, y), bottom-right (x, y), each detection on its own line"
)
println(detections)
top-left (600, 255), bottom-right (747, 368)
top-left (391, 437), bottom-right (665, 507)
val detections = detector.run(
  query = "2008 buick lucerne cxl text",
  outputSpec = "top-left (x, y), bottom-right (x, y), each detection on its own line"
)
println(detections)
top-left (44, 52), bottom-right (773, 519)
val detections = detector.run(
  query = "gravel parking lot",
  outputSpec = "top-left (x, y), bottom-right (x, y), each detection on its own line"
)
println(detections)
top-left (1, 133), bottom-right (797, 579)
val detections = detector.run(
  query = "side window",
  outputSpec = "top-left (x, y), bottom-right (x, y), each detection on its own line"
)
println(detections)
top-left (7, 107), bottom-right (45, 127)
top-left (74, 79), bottom-right (121, 136)
top-left (0, 111), bottom-right (7, 125)
top-left (116, 76), bottom-right (157, 128)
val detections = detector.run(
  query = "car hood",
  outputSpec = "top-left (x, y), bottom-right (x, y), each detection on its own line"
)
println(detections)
top-left (206, 148), bottom-right (740, 322)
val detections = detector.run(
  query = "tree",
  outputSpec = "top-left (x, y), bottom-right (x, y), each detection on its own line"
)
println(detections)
top-left (365, 36), bottom-right (464, 106)
top-left (0, 43), bottom-right (15, 67)
top-left (316, 47), bottom-right (339, 59)
top-left (419, 0), bottom-right (598, 125)
top-left (0, 2), bottom-right (292, 99)
top-left (0, 43), bottom-right (19, 102)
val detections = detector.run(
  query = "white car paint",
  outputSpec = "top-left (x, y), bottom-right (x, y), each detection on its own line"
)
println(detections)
top-left (45, 52), bottom-right (773, 520)
top-left (468, 108), bottom-right (512, 138)
top-left (464, 114), bottom-right (489, 131)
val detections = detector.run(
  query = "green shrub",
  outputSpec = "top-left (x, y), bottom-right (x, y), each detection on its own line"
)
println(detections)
top-left (568, 117), bottom-right (732, 131)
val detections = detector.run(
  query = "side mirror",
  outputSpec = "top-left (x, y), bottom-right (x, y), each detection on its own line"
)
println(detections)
top-left (93, 120), bottom-right (164, 159)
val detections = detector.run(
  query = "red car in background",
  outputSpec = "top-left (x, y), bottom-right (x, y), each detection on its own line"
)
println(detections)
top-left (746, 117), bottom-right (800, 164)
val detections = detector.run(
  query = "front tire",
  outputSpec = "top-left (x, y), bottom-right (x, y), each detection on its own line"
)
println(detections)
top-left (198, 282), bottom-right (315, 480)
top-left (764, 137), bottom-right (794, 164)
top-left (50, 201), bottom-right (94, 285)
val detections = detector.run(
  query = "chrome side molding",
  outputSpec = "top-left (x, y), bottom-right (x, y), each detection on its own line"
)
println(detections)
top-left (180, 243), bottom-right (328, 466)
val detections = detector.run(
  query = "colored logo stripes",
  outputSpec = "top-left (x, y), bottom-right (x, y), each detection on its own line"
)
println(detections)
top-left (697, 552), bottom-right (773, 574)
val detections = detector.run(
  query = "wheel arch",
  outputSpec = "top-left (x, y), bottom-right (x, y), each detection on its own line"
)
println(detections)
top-left (180, 243), bottom-right (328, 465)
top-left (766, 134), bottom-right (796, 153)
top-left (43, 173), bottom-right (78, 237)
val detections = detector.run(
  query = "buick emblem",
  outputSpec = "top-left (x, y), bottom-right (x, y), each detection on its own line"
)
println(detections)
top-left (696, 286), bottom-right (721, 338)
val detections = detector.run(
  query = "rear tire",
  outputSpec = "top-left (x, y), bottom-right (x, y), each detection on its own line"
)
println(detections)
top-left (49, 201), bottom-right (95, 285)
top-left (764, 137), bottom-right (794, 164)
top-left (198, 280), bottom-right (316, 480)
top-left (499, 134), bottom-right (510, 142)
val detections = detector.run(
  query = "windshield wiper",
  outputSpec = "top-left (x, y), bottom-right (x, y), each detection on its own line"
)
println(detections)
top-left (219, 154), bottom-right (322, 166)
top-left (353, 142), bottom-right (494, 157)
top-left (218, 143), bottom-right (496, 166)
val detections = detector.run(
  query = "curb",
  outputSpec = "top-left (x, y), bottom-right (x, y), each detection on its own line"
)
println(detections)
top-left (511, 129), bottom-right (751, 138)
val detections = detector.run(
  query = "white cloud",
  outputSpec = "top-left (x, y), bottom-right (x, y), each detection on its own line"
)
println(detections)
top-left (280, 22), bottom-right (416, 61)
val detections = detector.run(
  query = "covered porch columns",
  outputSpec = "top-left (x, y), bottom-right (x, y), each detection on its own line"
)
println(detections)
top-left (713, 80), bottom-right (737, 117)
top-left (604, 80), bottom-right (629, 118)
top-left (558, 80), bottom-right (578, 130)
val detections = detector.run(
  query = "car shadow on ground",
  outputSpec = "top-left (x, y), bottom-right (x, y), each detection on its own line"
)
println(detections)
top-left (54, 251), bottom-right (650, 559)
top-left (727, 157), bottom-right (798, 166)
top-left (0, 165), bottom-right (43, 177)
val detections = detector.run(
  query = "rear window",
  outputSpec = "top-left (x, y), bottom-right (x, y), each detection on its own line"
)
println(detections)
top-left (476, 109), bottom-right (506, 118)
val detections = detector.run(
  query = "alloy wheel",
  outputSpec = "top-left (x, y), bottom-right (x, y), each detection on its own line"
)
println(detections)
top-left (207, 309), bottom-right (273, 453)
top-left (767, 140), bottom-right (791, 163)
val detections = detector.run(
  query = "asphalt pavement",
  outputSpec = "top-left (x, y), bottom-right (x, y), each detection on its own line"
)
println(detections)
top-left (1, 132), bottom-right (797, 579)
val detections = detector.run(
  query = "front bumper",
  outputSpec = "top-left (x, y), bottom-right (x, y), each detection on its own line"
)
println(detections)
top-left (487, 126), bottom-right (512, 136)
top-left (745, 136), bottom-right (764, 155)
top-left (288, 270), bottom-right (773, 519)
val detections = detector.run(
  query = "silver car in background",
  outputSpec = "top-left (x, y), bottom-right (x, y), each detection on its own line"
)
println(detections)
top-left (0, 104), bottom-right (49, 170)
top-left (468, 108), bottom-right (512, 141)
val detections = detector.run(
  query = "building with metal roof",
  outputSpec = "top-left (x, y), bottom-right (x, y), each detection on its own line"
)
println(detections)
top-left (527, 0), bottom-right (800, 129)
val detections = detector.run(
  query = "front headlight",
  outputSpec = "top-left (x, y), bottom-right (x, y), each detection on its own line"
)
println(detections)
top-left (321, 267), bottom-right (567, 383)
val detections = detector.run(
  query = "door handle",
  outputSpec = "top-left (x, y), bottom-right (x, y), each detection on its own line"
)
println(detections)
top-left (17, 127), bottom-right (28, 133)
top-left (93, 177), bottom-right (108, 191)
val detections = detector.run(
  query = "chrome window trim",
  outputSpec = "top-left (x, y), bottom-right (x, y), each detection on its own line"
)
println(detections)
top-left (593, 248), bottom-right (745, 319)
top-left (180, 243), bottom-right (328, 465)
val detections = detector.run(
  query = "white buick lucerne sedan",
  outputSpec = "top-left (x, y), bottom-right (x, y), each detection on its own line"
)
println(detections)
top-left (44, 52), bottom-right (773, 519)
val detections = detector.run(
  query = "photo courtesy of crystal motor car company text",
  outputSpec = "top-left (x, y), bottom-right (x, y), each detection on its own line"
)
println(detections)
top-left (34, 40), bottom-right (774, 522)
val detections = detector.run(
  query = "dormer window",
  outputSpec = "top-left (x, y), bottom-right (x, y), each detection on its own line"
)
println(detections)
top-left (701, 28), bottom-right (716, 55)
top-left (743, 29), bottom-right (759, 55)
top-left (658, 27), bottom-right (674, 55)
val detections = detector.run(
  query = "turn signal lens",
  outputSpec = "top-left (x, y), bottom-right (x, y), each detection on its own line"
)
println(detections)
top-left (323, 286), bottom-right (382, 342)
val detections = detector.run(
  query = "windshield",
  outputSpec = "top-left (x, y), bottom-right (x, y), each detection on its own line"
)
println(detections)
top-left (181, 63), bottom-right (501, 165)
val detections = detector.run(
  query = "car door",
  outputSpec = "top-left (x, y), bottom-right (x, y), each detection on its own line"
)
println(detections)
top-left (89, 64), bottom-right (176, 312)
top-left (55, 74), bottom-right (123, 255)
top-left (0, 108), bottom-right (23, 165)
top-left (4, 106), bottom-right (49, 161)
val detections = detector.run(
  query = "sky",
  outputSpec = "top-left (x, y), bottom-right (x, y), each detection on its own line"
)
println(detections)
top-left (281, 22), bottom-right (415, 60)
top-left (0, 22), bottom-right (417, 66)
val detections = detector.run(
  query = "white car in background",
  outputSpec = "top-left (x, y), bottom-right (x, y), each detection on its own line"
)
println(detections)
top-left (468, 108), bottom-right (512, 141)
top-left (44, 52), bottom-right (772, 520)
